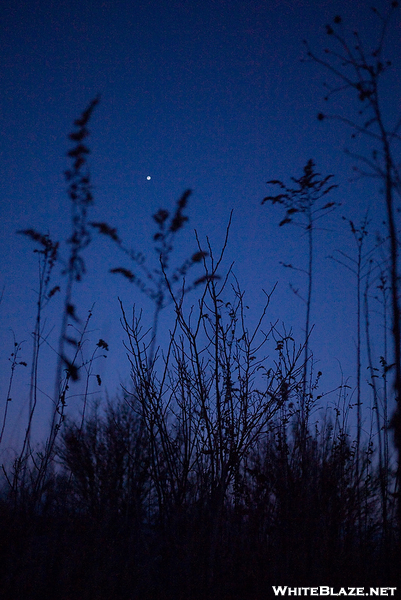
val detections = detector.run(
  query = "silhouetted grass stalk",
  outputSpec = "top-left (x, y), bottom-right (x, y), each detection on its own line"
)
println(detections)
top-left (305, 0), bottom-right (401, 532)
top-left (262, 159), bottom-right (338, 464)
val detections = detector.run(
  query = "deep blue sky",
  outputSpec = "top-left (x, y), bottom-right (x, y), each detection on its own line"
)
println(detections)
top-left (1, 0), bottom-right (400, 452)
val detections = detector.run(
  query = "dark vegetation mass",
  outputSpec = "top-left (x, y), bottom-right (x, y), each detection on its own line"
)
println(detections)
top-left (1, 4), bottom-right (401, 598)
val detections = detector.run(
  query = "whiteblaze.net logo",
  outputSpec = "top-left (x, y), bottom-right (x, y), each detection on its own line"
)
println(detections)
top-left (272, 587), bottom-right (397, 597)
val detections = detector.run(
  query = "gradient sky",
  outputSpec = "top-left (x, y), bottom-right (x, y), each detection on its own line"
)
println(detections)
top-left (1, 0), bottom-right (400, 453)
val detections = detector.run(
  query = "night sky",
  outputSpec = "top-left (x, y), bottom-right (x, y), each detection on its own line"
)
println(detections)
top-left (1, 0), bottom-right (400, 452)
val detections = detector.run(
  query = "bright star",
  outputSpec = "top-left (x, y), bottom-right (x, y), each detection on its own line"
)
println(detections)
top-left (147, 175), bottom-right (151, 180)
